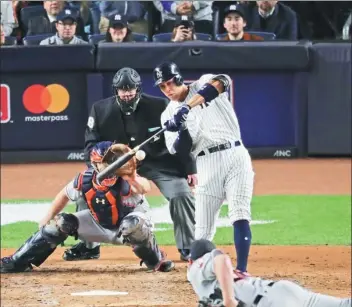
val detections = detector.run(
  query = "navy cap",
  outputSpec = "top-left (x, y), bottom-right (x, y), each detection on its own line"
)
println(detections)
top-left (190, 239), bottom-right (216, 261)
top-left (174, 15), bottom-right (195, 28)
top-left (109, 14), bottom-right (128, 28)
top-left (56, 9), bottom-right (77, 22)
top-left (224, 4), bottom-right (246, 19)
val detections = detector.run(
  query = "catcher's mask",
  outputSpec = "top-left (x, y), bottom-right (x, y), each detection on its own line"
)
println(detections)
top-left (112, 67), bottom-right (142, 114)
top-left (90, 141), bottom-right (118, 187)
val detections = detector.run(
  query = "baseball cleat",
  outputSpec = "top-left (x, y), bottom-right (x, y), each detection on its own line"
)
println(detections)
top-left (62, 242), bottom-right (100, 261)
top-left (234, 269), bottom-right (251, 279)
top-left (150, 251), bottom-right (175, 272)
top-left (179, 249), bottom-right (191, 262)
top-left (156, 259), bottom-right (175, 272)
top-left (0, 257), bottom-right (32, 273)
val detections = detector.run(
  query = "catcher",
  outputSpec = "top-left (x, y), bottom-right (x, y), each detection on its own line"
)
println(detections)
top-left (188, 240), bottom-right (351, 307)
top-left (0, 141), bottom-right (175, 273)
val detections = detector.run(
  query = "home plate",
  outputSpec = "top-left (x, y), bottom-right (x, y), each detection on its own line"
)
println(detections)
top-left (71, 290), bottom-right (128, 296)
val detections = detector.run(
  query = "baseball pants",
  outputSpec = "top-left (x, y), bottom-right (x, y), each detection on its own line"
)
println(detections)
top-left (194, 145), bottom-right (254, 240)
top-left (260, 280), bottom-right (351, 307)
top-left (142, 168), bottom-right (196, 250)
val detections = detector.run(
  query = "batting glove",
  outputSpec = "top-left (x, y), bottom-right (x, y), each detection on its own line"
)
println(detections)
top-left (164, 105), bottom-right (190, 132)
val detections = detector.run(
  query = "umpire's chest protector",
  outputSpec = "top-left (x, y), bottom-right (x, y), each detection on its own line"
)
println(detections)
top-left (79, 169), bottom-right (133, 229)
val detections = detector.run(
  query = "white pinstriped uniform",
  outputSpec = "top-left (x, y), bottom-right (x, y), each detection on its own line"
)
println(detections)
top-left (161, 74), bottom-right (255, 240)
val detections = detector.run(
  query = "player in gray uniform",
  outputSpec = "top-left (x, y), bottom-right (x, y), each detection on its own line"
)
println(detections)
top-left (187, 239), bottom-right (351, 307)
top-left (0, 142), bottom-right (174, 273)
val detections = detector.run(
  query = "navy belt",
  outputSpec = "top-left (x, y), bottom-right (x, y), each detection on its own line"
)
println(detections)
top-left (198, 140), bottom-right (241, 157)
top-left (253, 281), bottom-right (275, 305)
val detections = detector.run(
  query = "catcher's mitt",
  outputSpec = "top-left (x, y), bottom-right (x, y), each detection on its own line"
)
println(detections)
top-left (198, 289), bottom-right (224, 307)
top-left (198, 297), bottom-right (224, 307)
top-left (102, 143), bottom-right (137, 177)
top-left (198, 288), bottom-right (245, 307)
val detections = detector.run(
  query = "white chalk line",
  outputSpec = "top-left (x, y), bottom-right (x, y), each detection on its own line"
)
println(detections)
top-left (0, 202), bottom-right (276, 228)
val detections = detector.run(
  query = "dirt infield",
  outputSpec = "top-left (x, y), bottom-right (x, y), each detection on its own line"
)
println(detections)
top-left (1, 159), bottom-right (351, 306)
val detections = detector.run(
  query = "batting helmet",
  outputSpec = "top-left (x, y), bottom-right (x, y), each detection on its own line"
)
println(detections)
top-left (153, 62), bottom-right (183, 86)
top-left (90, 141), bottom-right (117, 186)
top-left (112, 67), bottom-right (142, 114)
top-left (190, 239), bottom-right (216, 261)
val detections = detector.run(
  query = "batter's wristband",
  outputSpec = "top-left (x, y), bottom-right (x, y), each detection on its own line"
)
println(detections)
top-left (197, 83), bottom-right (219, 102)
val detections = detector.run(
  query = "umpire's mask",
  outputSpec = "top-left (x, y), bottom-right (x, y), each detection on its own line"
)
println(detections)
top-left (112, 67), bottom-right (142, 114)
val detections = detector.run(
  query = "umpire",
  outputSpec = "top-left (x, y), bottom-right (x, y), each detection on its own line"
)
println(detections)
top-left (63, 68), bottom-right (196, 262)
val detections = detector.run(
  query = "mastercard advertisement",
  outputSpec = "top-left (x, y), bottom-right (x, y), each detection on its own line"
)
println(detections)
top-left (22, 84), bottom-right (70, 122)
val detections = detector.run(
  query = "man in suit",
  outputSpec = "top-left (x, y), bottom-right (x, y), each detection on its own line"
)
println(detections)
top-left (221, 4), bottom-right (264, 41)
top-left (244, 1), bottom-right (298, 40)
top-left (63, 67), bottom-right (196, 262)
top-left (27, 0), bottom-right (86, 39)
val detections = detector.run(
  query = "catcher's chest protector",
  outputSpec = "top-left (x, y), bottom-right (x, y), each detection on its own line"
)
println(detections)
top-left (78, 169), bottom-right (133, 229)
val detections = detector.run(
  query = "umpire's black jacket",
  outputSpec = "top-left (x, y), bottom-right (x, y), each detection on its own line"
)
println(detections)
top-left (84, 94), bottom-right (196, 178)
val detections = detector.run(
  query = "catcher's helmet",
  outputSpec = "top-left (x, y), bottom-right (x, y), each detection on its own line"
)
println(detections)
top-left (153, 62), bottom-right (183, 86)
top-left (90, 141), bottom-right (113, 164)
top-left (90, 141), bottom-right (117, 187)
top-left (112, 67), bottom-right (142, 114)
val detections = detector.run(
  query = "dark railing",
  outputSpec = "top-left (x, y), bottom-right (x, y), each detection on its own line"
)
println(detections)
top-left (0, 41), bottom-right (350, 163)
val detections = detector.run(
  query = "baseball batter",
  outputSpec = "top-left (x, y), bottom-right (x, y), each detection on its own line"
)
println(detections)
top-left (0, 141), bottom-right (174, 273)
top-left (155, 62), bottom-right (254, 276)
top-left (188, 239), bottom-right (352, 307)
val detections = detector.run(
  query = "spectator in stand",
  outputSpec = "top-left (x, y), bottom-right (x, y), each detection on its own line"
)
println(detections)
top-left (27, 0), bottom-right (86, 39)
top-left (0, 23), bottom-right (6, 45)
top-left (244, 1), bottom-right (298, 40)
top-left (221, 4), bottom-right (263, 41)
top-left (98, 1), bottom-right (148, 35)
top-left (171, 15), bottom-right (197, 42)
top-left (99, 13), bottom-right (134, 43)
top-left (153, 1), bottom-right (213, 35)
top-left (39, 9), bottom-right (87, 45)
top-left (1, 1), bottom-right (17, 36)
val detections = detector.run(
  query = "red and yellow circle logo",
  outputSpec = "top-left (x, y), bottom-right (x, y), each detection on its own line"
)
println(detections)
top-left (22, 84), bottom-right (70, 114)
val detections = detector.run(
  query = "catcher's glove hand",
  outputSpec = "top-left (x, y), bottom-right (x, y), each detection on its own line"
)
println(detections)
top-left (198, 289), bottom-right (225, 307)
top-left (55, 213), bottom-right (79, 239)
top-left (102, 143), bottom-right (137, 177)
top-left (198, 297), bottom-right (224, 307)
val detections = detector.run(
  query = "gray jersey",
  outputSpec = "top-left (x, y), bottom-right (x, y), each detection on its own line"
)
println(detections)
top-left (39, 34), bottom-right (88, 45)
top-left (187, 250), bottom-right (351, 307)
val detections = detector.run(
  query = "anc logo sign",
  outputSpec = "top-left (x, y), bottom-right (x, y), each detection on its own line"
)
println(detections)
top-left (22, 84), bottom-right (70, 122)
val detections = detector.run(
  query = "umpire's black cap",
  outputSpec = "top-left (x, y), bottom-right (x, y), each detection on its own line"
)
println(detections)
top-left (190, 239), bottom-right (216, 261)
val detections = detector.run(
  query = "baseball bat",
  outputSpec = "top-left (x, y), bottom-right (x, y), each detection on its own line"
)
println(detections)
top-left (96, 92), bottom-right (208, 182)
top-left (96, 127), bottom-right (166, 182)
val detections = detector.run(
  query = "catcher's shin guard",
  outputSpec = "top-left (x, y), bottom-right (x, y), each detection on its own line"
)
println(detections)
top-left (133, 234), bottom-right (174, 272)
top-left (1, 224), bottom-right (67, 273)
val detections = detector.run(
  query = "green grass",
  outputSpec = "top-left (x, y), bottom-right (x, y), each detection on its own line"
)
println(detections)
top-left (1, 195), bottom-right (351, 248)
